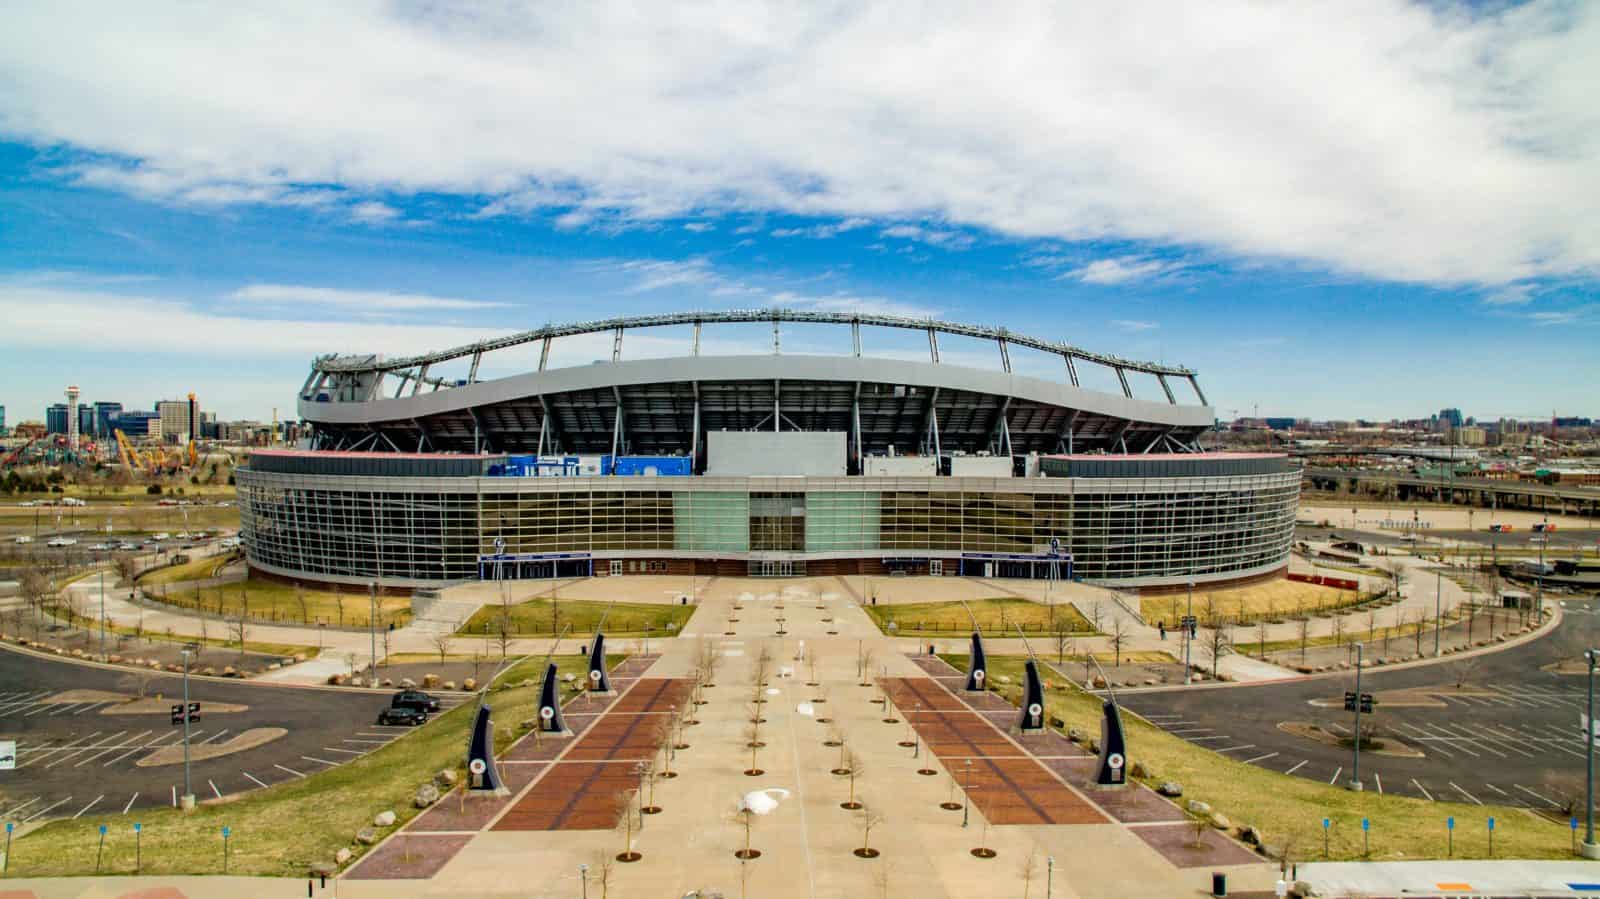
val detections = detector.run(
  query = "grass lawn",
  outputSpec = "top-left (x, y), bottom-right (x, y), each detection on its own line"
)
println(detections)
top-left (4, 655), bottom-right (595, 876)
top-left (138, 571), bottom-right (413, 629)
top-left (138, 554), bottom-right (233, 585)
top-left (864, 597), bottom-right (1094, 637)
top-left (940, 653), bottom-right (1572, 862)
top-left (459, 597), bottom-right (694, 638)
top-left (1141, 578), bottom-right (1377, 627)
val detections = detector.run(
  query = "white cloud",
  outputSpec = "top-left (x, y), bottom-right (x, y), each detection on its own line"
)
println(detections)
top-left (1068, 256), bottom-right (1179, 285)
top-left (230, 284), bottom-right (512, 311)
top-left (1110, 319), bottom-right (1159, 331)
top-left (683, 221), bottom-right (716, 232)
top-left (2, 3), bottom-right (1597, 285)
top-left (1480, 284), bottom-right (1535, 306)
top-left (770, 217), bottom-right (872, 239)
top-left (879, 224), bottom-right (975, 250)
top-left (349, 201), bottom-right (401, 225)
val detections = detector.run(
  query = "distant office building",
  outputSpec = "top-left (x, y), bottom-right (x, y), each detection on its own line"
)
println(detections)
top-left (1263, 417), bottom-right (1297, 431)
top-left (1438, 408), bottom-right (1464, 429)
top-left (111, 410), bottom-right (161, 438)
top-left (92, 401), bottom-right (123, 438)
top-left (1452, 425), bottom-right (1486, 447)
top-left (0, 404), bottom-right (6, 435)
top-left (46, 403), bottom-right (69, 435)
top-left (1553, 416), bottom-right (1593, 428)
top-left (157, 400), bottom-right (193, 444)
top-left (78, 405), bottom-right (96, 441)
top-left (200, 411), bottom-right (218, 439)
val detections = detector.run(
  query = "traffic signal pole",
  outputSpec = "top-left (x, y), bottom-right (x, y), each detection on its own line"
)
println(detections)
top-left (1347, 643), bottom-right (1364, 792)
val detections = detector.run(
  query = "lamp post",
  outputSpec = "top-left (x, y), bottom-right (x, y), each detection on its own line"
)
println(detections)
top-left (1347, 643), bottom-right (1364, 792)
top-left (1434, 567), bottom-right (1443, 657)
top-left (1184, 579), bottom-right (1194, 683)
top-left (962, 759), bottom-right (973, 828)
top-left (1046, 855), bottom-right (1055, 898)
top-left (369, 579), bottom-right (378, 684)
top-left (579, 863), bottom-right (589, 898)
top-left (98, 556), bottom-right (107, 661)
top-left (1584, 649), bottom-right (1599, 859)
top-left (180, 647), bottom-right (195, 810)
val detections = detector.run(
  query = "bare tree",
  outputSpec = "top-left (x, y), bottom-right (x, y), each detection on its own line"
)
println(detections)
top-left (1108, 617), bottom-right (1129, 667)
top-left (1088, 601), bottom-right (1105, 634)
top-left (591, 852), bottom-right (616, 899)
top-left (614, 789), bottom-right (641, 861)
top-left (495, 586), bottom-right (514, 660)
top-left (431, 632), bottom-right (453, 665)
top-left (854, 803), bottom-right (884, 858)
top-left (1256, 618), bottom-right (1269, 658)
top-left (1366, 608), bottom-right (1378, 643)
top-left (1413, 610), bottom-right (1429, 655)
top-left (1200, 617), bottom-right (1233, 678)
top-left (293, 583), bottom-right (309, 624)
top-left (732, 804), bottom-right (759, 860)
top-left (1053, 625), bottom-right (1074, 665)
top-left (743, 720), bottom-right (764, 776)
top-left (1019, 850), bottom-right (1041, 899)
top-left (230, 611), bottom-right (250, 660)
top-left (1330, 614), bottom-right (1346, 650)
top-left (1297, 615), bottom-right (1311, 664)
top-left (841, 749), bottom-right (864, 808)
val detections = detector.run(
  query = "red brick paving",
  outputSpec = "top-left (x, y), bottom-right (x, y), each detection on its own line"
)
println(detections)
top-left (407, 763), bottom-right (548, 832)
top-left (1130, 821), bottom-right (1261, 868)
top-left (343, 833), bottom-right (476, 880)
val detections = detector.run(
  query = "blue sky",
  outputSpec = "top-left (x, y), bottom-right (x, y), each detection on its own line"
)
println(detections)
top-left (1, 3), bottom-right (1596, 424)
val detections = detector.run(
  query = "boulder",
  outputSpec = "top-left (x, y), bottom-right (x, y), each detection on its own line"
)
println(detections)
top-left (71, 648), bottom-right (85, 657)
top-left (1157, 782), bottom-right (1183, 797)
top-left (400, 677), bottom-right (417, 689)
top-left (1086, 739), bottom-right (1100, 754)
top-left (222, 666), bottom-right (237, 677)
top-left (334, 848), bottom-right (352, 865)
top-left (1186, 799), bottom-right (1211, 815)
top-left (436, 769), bottom-right (459, 788)
top-left (373, 810), bottom-right (396, 827)
top-left (413, 783), bottom-right (440, 808)
top-left (1090, 675), bottom-right (1107, 688)
top-left (266, 662), bottom-right (280, 671)
top-left (1130, 761), bottom-right (1150, 779)
top-left (293, 653), bottom-right (307, 663)
top-left (381, 678), bottom-right (393, 687)
top-left (202, 667), bottom-right (217, 676)
top-left (442, 681), bottom-right (456, 690)
top-left (1067, 727), bottom-right (1085, 743)
top-left (1238, 825), bottom-right (1261, 845)
top-left (422, 673), bottom-right (440, 688)
top-left (1210, 812), bottom-right (1232, 830)
top-left (462, 678), bottom-right (477, 691)
top-left (310, 861), bottom-right (338, 878)
top-left (355, 827), bottom-right (378, 845)
top-left (1048, 716), bottom-right (1065, 729)
top-left (995, 674), bottom-right (1011, 685)
top-left (108, 654), bottom-right (122, 664)
top-left (1291, 880), bottom-right (1317, 898)
top-left (327, 673), bottom-right (346, 686)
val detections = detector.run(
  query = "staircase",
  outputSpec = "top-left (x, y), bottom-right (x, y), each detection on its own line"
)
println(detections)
top-left (409, 595), bottom-right (486, 636)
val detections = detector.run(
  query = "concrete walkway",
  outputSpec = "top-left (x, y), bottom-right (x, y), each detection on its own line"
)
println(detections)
top-left (1297, 858), bottom-right (1600, 896)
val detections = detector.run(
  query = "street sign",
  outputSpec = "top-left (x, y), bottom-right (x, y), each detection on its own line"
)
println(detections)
top-left (0, 740), bottom-right (14, 770)
top-left (1343, 691), bottom-right (1357, 711)
top-left (1359, 693), bottom-right (1376, 713)
top-left (170, 702), bottom-right (201, 726)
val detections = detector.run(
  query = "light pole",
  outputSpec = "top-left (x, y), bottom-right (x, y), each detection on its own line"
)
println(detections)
top-left (1047, 855), bottom-right (1054, 898)
top-left (962, 759), bottom-right (973, 828)
top-left (1347, 643), bottom-right (1364, 792)
top-left (98, 556), bottom-right (107, 661)
top-left (180, 647), bottom-right (195, 810)
top-left (1184, 579), bottom-right (1194, 683)
top-left (1584, 650), bottom-right (1599, 859)
top-left (579, 862), bottom-right (589, 898)
top-left (1434, 567), bottom-right (1443, 657)
top-left (369, 580), bottom-right (378, 684)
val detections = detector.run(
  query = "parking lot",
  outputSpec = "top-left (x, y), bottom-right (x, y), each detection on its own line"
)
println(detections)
top-left (0, 648), bottom-right (467, 822)
top-left (1117, 600), bottom-right (1600, 813)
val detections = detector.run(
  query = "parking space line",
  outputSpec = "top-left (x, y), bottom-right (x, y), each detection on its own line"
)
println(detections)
top-left (1285, 760), bottom-right (1309, 775)
top-left (1329, 767), bottom-right (1342, 785)
top-left (122, 793), bottom-right (139, 814)
top-left (1215, 744), bottom-right (1255, 754)
top-left (75, 729), bottom-right (153, 767)
top-left (302, 755), bottom-right (338, 766)
top-left (23, 701), bottom-right (61, 717)
top-left (199, 729), bottom-right (230, 745)
top-left (275, 763), bottom-right (306, 778)
top-left (0, 797), bottom-right (41, 818)
top-left (1448, 782), bottom-right (1483, 805)
top-left (1374, 773), bottom-right (1382, 794)
top-left (1482, 782), bottom-right (1509, 798)
top-left (1189, 735), bottom-right (1229, 742)
top-left (0, 691), bottom-right (53, 715)
top-left (21, 731), bottom-right (105, 769)
top-left (1411, 779), bottom-right (1433, 801)
top-left (72, 796), bottom-right (104, 819)
top-left (1243, 752), bottom-right (1278, 764)
top-left (46, 730), bottom-right (130, 768)
top-left (23, 796), bottom-right (73, 822)
top-left (241, 771), bottom-right (268, 788)
top-left (323, 747), bottom-right (364, 755)
top-left (341, 738), bottom-right (391, 745)
top-left (209, 780), bottom-right (222, 799)
top-left (1514, 784), bottom-right (1559, 807)
top-left (1167, 728), bottom-right (1213, 736)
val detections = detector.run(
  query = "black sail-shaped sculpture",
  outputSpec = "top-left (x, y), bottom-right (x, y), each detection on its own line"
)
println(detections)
top-left (1094, 698), bottom-right (1129, 787)
top-left (466, 703), bottom-right (507, 794)
top-left (587, 633), bottom-right (614, 694)
top-left (1018, 658), bottom-right (1045, 733)
top-left (964, 632), bottom-right (988, 693)
top-left (538, 661), bottom-right (569, 734)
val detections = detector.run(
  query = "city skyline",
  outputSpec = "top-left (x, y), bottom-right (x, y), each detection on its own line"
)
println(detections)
top-left (2, 3), bottom-right (1597, 422)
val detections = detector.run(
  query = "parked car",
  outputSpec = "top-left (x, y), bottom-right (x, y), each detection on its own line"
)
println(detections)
top-left (377, 705), bottom-right (427, 726)
top-left (88, 543), bottom-right (112, 551)
top-left (117, 542), bottom-right (139, 551)
top-left (390, 690), bottom-right (441, 713)
top-left (12, 536), bottom-right (32, 544)
top-left (152, 533), bottom-right (171, 540)
top-left (45, 537), bottom-right (77, 547)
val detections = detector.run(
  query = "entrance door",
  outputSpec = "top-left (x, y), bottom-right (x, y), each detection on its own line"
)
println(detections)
top-left (609, 560), bottom-right (623, 576)
top-left (778, 560), bottom-right (793, 577)
top-left (983, 562), bottom-right (994, 578)
top-left (929, 559), bottom-right (943, 577)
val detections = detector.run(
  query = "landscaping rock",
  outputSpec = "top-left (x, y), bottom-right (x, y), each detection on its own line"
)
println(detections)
top-left (414, 783), bottom-right (441, 808)
top-left (1048, 716), bottom-right (1065, 729)
top-left (355, 827), bottom-right (378, 845)
top-left (422, 673), bottom-right (440, 688)
top-left (293, 653), bottom-right (307, 663)
top-left (1291, 880), bottom-right (1317, 897)
top-left (1090, 675), bottom-right (1107, 688)
top-left (381, 678), bottom-right (393, 687)
top-left (373, 810), bottom-right (396, 827)
top-left (310, 861), bottom-right (338, 878)
top-left (462, 678), bottom-right (477, 691)
top-left (1210, 812), bottom-right (1231, 830)
top-left (1067, 727), bottom-right (1085, 743)
top-left (995, 674), bottom-right (1011, 685)
top-left (400, 677), bottom-right (416, 689)
top-left (334, 848), bottom-right (352, 865)
top-left (327, 673), bottom-right (346, 686)
top-left (1186, 799), bottom-right (1211, 815)
top-left (436, 769), bottom-right (459, 788)
top-left (222, 666), bottom-right (237, 677)
top-left (1239, 825), bottom-right (1261, 845)
top-left (1130, 761), bottom-right (1150, 778)
top-left (443, 680), bottom-right (456, 690)
top-left (1157, 781), bottom-right (1182, 797)
top-left (1086, 739), bottom-right (1100, 753)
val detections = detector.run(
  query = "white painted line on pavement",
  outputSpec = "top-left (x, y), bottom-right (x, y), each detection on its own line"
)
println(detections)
top-left (209, 780), bottom-right (222, 799)
top-left (241, 771), bottom-right (268, 788)
top-left (122, 793), bottom-right (139, 814)
top-left (1285, 760), bottom-right (1309, 775)
top-left (73, 796), bottom-right (104, 819)
top-left (275, 764), bottom-right (306, 778)
top-left (301, 755), bottom-right (338, 766)
top-left (1374, 773), bottom-right (1382, 794)
top-left (1513, 784), bottom-right (1559, 807)
top-left (1410, 779), bottom-right (1433, 801)
top-left (1448, 782), bottom-right (1483, 805)
top-left (170, 786), bottom-right (176, 807)
top-left (1243, 752), bottom-right (1278, 765)
top-left (199, 729), bottom-right (230, 745)
top-left (1329, 767), bottom-right (1342, 785)
top-left (1188, 735), bottom-right (1229, 742)
top-left (323, 747), bottom-right (364, 755)
top-left (0, 797), bottom-right (41, 818)
top-left (1215, 745), bottom-right (1255, 754)
top-left (23, 796), bottom-right (73, 822)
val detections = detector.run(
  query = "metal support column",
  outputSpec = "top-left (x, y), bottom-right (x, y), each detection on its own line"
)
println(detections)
top-left (392, 374), bottom-right (410, 399)
top-left (1115, 366), bottom-right (1132, 398)
top-left (691, 383), bottom-right (701, 470)
top-left (1063, 354), bottom-right (1080, 387)
top-left (612, 327), bottom-right (623, 362)
top-left (928, 328), bottom-right (940, 363)
top-left (772, 317), bottom-right (780, 354)
top-left (467, 352), bottom-right (482, 383)
top-left (537, 415), bottom-right (549, 456)
top-left (1157, 373), bottom-right (1176, 404)
top-left (773, 379), bottom-right (781, 432)
top-left (610, 386), bottom-right (625, 457)
top-left (851, 320), bottom-right (861, 357)
top-left (692, 321), bottom-right (701, 356)
top-left (851, 382), bottom-right (863, 473)
top-left (998, 337), bottom-right (1012, 373)
top-left (1188, 374), bottom-right (1209, 407)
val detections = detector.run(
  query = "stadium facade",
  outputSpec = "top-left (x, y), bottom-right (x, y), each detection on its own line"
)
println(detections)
top-left (237, 311), bottom-right (1299, 589)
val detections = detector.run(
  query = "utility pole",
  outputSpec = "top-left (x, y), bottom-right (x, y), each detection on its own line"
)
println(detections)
top-left (1434, 567), bottom-right (1443, 657)
top-left (98, 556), bottom-right (107, 661)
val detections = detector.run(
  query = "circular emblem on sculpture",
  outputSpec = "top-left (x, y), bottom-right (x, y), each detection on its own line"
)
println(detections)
top-left (1028, 703), bottom-right (1042, 718)
top-left (1107, 752), bottom-right (1125, 769)
top-left (540, 706), bottom-right (555, 720)
top-left (973, 669), bottom-right (985, 683)
top-left (469, 758), bottom-right (487, 775)
top-left (589, 669), bottom-right (602, 682)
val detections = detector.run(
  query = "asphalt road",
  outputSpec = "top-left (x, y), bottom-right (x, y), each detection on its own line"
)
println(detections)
top-left (1115, 601), bottom-right (1600, 812)
top-left (0, 647), bottom-right (465, 823)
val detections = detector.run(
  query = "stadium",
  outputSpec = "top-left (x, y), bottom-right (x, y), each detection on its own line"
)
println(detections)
top-left (236, 310), bottom-right (1299, 588)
